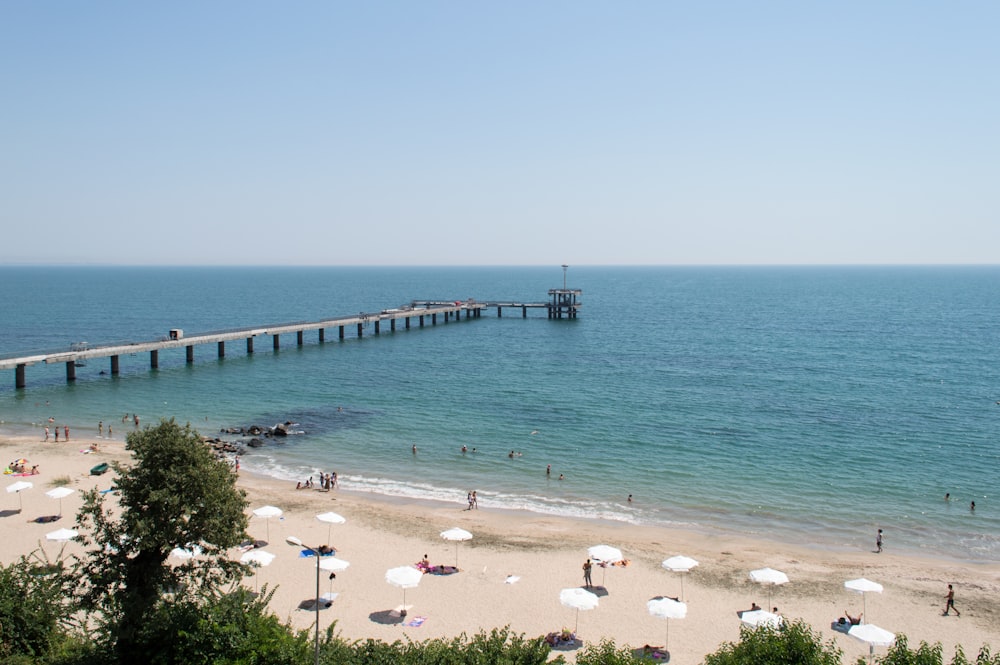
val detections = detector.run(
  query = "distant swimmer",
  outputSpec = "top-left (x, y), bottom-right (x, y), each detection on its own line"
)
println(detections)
top-left (461, 445), bottom-right (467, 453)
top-left (412, 444), bottom-right (417, 454)
top-left (530, 430), bottom-right (538, 435)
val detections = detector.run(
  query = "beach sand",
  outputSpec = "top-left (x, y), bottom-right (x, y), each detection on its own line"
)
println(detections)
top-left (3, 432), bottom-right (998, 664)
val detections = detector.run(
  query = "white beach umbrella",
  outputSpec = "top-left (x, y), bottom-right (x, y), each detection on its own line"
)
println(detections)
top-left (45, 486), bottom-right (75, 515)
top-left (241, 549), bottom-right (276, 592)
top-left (588, 544), bottom-right (623, 586)
top-left (319, 556), bottom-right (350, 595)
top-left (662, 555), bottom-right (699, 600)
top-left (749, 567), bottom-right (789, 609)
top-left (170, 545), bottom-right (203, 560)
top-left (45, 527), bottom-right (78, 542)
top-left (560, 587), bottom-right (599, 634)
top-left (440, 527), bottom-right (473, 567)
top-left (6, 480), bottom-right (32, 511)
top-left (849, 623), bottom-right (895, 663)
top-left (315, 511), bottom-right (346, 545)
top-left (739, 609), bottom-right (784, 628)
top-left (252, 505), bottom-right (283, 543)
top-left (386, 565), bottom-right (423, 612)
top-left (845, 577), bottom-right (883, 621)
top-left (647, 596), bottom-right (687, 651)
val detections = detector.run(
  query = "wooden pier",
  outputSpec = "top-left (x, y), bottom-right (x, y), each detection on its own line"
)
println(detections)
top-left (0, 291), bottom-right (581, 389)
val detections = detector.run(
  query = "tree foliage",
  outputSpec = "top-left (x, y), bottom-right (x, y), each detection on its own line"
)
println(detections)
top-left (0, 554), bottom-right (75, 662)
top-left (318, 626), bottom-right (553, 665)
top-left (868, 634), bottom-right (1000, 665)
top-left (703, 620), bottom-right (843, 665)
top-left (74, 419), bottom-right (249, 663)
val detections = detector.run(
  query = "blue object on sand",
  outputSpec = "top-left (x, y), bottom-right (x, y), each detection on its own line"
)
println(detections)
top-left (300, 549), bottom-right (335, 557)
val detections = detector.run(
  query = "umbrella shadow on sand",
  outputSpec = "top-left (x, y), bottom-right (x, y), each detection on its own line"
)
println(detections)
top-left (0, 509), bottom-right (21, 518)
top-left (583, 585), bottom-right (610, 598)
top-left (369, 610), bottom-right (405, 625)
top-left (298, 598), bottom-right (334, 611)
top-left (32, 515), bottom-right (61, 524)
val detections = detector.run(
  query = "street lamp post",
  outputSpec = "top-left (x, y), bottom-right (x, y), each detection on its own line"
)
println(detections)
top-left (562, 264), bottom-right (568, 290)
top-left (287, 536), bottom-right (321, 665)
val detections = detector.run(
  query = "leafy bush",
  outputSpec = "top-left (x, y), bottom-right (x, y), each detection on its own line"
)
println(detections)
top-left (318, 626), bottom-right (552, 665)
top-left (575, 638), bottom-right (643, 664)
top-left (0, 554), bottom-right (74, 661)
top-left (703, 619), bottom-right (842, 665)
top-left (869, 634), bottom-right (1000, 665)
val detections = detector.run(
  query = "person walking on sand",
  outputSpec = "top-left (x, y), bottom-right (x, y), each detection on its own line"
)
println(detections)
top-left (943, 584), bottom-right (961, 616)
top-left (583, 558), bottom-right (593, 588)
top-left (98, 421), bottom-right (103, 437)
top-left (44, 426), bottom-right (49, 442)
top-left (876, 528), bottom-right (883, 553)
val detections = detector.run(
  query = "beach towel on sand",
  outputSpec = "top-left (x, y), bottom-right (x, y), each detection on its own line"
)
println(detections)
top-left (300, 549), bottom-right (336, 558)
top-left (406, 616), bottom-right (426, 627)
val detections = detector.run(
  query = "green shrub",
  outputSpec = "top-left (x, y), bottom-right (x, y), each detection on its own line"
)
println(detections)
top-left (703, 619), bottom-right (842, 665)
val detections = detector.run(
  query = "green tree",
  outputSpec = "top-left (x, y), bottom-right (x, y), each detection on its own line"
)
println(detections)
top-left (74, 419), bottom-right (249, 663)
top-left (0, 553), bottom-right (74, 662)
top-left (703, 620), bottom-right (843, 665)
top-left (869, 634), bottom-right (1000, 665)
top-left (575, 638), bottom-right (642, 664)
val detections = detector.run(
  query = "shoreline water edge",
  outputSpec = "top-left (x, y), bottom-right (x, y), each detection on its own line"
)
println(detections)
top-left (1, 428), bottom-right (998, 664)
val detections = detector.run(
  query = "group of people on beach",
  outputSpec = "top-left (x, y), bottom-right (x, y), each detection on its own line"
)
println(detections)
top-left (43, 421), bottom-right (69, 442)
top-left (466, 490), bottom-right (478, 510)
top-left (296, 472), bottom-right (337, 491)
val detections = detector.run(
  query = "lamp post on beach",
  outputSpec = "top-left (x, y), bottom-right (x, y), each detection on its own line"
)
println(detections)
top-left (286, 536), bottom-right (321, 665)
top-left (562, 264), bottom-right (568, 289)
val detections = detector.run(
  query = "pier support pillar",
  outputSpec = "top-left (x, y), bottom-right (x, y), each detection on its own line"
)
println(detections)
top-left (150, 350), bottom-right (159, 369)
top-left (390, 319), bottom-right (396, 332)
top-left (247, 337), bottom-right (254, 354)
top-left (297, 331), bottom-right (303, 346)
top-left (186, 346), bottom-right (194, 363)
top-left (218, 341), bottom-right (225, 358)
top-left (497, 306), bottom-right (503, 318)
top-left (66, 361), bottom-right (76, 382)
top-left (522, 306), bottom-right (528, 318)
top-left (319, 328), bottom-right (325, 343)
top-left (357, 323), bottom-right (363, 337)
top-left (374, 320), bottom-right (380, 334)
top-left (432, 313), bottom-right (437, 325)
top-left (405, 317), bottom-right (411, 330)
top-left (419, 315), bottom-right (424, 327)
top-left (273, 335), bottom-right (280, 351)
top-left (15, 364), bottom-right (25, 389)
top-left (339, 325), bottom-right (345, 340)
top-left (110, 355), bottom-right (119, 375)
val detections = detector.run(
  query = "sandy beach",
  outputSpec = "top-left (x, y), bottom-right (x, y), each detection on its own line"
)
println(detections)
top-left (3, 431), bottom-right (998, 664)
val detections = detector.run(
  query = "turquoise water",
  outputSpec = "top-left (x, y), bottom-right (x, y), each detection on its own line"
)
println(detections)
top-left (1, 266), bottom-right (997, 561)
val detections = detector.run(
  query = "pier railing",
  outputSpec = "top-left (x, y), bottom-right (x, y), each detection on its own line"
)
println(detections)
top-left (1, 293), bottom-right (580, 389)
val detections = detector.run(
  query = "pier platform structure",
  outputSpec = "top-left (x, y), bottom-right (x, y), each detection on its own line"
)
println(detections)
top-left (0, 290), bottom-right (580, 389)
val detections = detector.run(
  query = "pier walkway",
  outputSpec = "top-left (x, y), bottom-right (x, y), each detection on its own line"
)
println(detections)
top-left (0, 290), bottom-right (581, 389)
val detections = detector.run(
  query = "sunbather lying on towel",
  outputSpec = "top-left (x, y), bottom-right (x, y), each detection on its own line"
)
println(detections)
top-left (428, 565), bottom-right (459, 575)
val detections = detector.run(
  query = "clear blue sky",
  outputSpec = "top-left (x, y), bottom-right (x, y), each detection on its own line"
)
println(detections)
top-left (2, 2), bottom-right (997, 266)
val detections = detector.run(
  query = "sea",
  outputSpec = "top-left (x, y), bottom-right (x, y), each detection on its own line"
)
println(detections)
top-left (0, 266), bottom-right (997, 562)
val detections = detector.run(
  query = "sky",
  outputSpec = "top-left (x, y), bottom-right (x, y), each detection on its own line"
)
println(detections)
top-left (2, 2), bottom-right (998, 266)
